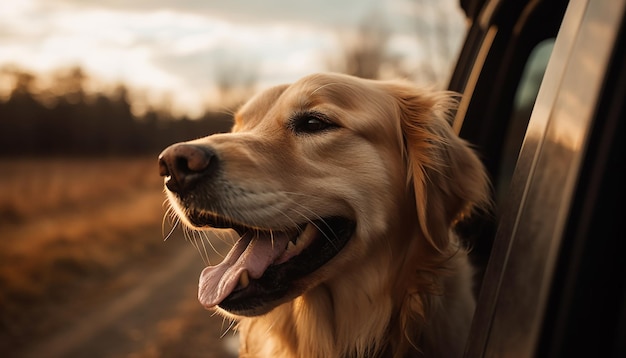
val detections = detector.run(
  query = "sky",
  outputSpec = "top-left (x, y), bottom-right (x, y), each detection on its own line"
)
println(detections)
top-left (0, 0), bottom-right (466, 117)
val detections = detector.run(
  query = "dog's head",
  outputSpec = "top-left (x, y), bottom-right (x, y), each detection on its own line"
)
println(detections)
top-left (158, 73), bottom-right (489, 317)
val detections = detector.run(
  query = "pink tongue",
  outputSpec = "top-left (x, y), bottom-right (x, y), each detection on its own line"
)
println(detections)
top-left (198, 231), bottom-right (291, 309)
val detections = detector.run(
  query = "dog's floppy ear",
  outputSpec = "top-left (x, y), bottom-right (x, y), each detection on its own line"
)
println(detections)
top-left (389, 83), bottom-right (490, 252)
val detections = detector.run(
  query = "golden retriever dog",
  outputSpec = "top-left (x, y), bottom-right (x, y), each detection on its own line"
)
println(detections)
top-left (158, 73), bottom-right (490, 358)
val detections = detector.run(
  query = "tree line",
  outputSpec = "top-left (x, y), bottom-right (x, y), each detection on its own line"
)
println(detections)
top-left (0, 67), bottom-right (233, 157)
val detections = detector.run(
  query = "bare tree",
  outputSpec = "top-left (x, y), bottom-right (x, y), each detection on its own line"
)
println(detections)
top-left (330, 1), bottom-right (464, 86)
top-left (52, 66), bottom-right (88, 104)
top-left (330, 11), bottom-right (392, 79)
top-left (213, 52), bottom-right (259, 110)
top-left (412, 0), bottom-right (463, 87)
top-left (1, 65), bottom-right (38, 99)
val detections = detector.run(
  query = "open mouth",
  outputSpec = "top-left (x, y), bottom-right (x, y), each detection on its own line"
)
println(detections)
top-left (190, 210), bottom-right (355, 316)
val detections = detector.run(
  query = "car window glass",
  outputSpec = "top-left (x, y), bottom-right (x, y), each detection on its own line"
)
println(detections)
top-left (496, 38), bottom-right (555, 205)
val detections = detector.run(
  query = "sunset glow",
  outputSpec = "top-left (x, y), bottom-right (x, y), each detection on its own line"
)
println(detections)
top-left (0, 0), bottom-right (465, 116)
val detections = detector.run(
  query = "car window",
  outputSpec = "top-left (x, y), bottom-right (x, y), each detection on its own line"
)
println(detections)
top-left (497, 39), bottom-right (555, 205)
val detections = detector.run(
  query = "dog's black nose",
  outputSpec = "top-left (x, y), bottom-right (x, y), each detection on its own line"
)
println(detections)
top-left (158, 143), bottom-right (217, 193)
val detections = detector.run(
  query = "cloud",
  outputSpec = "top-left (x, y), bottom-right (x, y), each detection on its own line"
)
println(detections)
top-left (0, 0), bottom-right (466, 116)
top-left (49, 0), bottom-right (382, 29)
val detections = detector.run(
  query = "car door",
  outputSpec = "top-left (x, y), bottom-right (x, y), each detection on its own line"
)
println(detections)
top-left (449, 0), bottom-right (626, 356)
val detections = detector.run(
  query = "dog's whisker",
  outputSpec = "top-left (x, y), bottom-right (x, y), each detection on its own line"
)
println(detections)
top-left (281, 194), bottom-right (323, 221)
top-left (218, 316), bottom-right (231, 337)
top-left (214, 104), bottom-right (239, 118)
top-left (310, 219), bottom-right (340, 252)
top-left (219, 229), bottom-right (237, 247)
top-left (195, 230), bottom-right (212, 265)
top-left (167, 205), bottom-right (179, 224)
top-left (161, 205), bottom-right (173, 238)
top-left (162, 213), bottom-right (180, 242)
top-left (201, 230), bottom-right (226, 261)
top-left (186, 227), bottom-right (209, 266)
top-left (184, 228), bottom-right (199, 256)
top-left (279, 206), bottom-right (306, 230)
top-left (197, 231), bottom-right (212, 266)
top-left (225, 229), bottom-right (237, 246)
top-left (220, 318), bottom-right (237, 339)
top-left (273, 201), bottom-right (342, 253)
top-left (281, 195), bottom-right (325, 223)
top-left (282, 194), bottom-right (341, 247)
top-left (310, 82), bottom-right (339, 95)
top-left (163, 202), bottom-right (181, 228)
top-left (263, 318), bottom-right (278, 336)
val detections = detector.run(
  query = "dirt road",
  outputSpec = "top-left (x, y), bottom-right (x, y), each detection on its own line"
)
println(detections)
top-left (0, 158), bottom-right (239, 357)
top-left (13, 238), bottom-right (239, 358)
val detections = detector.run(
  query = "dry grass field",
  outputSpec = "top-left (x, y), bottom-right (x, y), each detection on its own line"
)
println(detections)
top-left (0, 159), bottom-right (151, 346)
top-left (0, 158), bottom-right (163, 304)
top-left (0, 157), bottom-right (236, 356)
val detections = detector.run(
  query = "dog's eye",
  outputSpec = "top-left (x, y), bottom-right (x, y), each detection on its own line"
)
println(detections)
top-left (290, 112), bottom-right (336, 134)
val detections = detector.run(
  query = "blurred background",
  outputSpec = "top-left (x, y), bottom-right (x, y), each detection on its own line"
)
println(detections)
top-left (0, 0), bottom-right (466, 356)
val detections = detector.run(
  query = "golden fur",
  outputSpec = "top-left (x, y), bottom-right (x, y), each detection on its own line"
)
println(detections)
top-left (160, 73), bottom-right (490, 357)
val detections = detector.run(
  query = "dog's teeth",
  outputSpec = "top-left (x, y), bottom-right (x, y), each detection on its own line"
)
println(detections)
top-left (298, 224), bottom-right (317, 246)
top-left (239, 270), bottom-right (250, 289)
top-left (273, 224), bottom-right (320, 265)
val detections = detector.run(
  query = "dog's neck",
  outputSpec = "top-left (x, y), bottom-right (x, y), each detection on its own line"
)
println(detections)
top-left (239, 262), bottom-right (393, 358)
top-left (237, 272), bottom-right (398, 358)
top-left (236, 246), bottom-right (457, 358)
